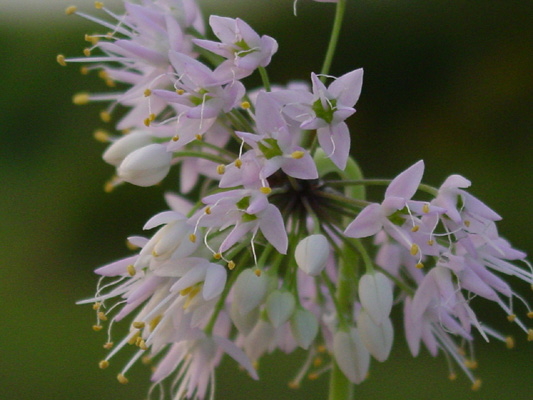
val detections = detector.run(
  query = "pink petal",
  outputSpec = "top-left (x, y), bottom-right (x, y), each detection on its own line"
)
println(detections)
top-left (344, 203), bottom-right (384, 238)
top-left (259, 205), bottom-right (288, 254)
top-left (385, 160), bottom-right (425, 200)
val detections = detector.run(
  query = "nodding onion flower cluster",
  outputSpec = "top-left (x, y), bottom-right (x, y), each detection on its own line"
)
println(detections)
top-left (59, 1), bottom-right (532, 399)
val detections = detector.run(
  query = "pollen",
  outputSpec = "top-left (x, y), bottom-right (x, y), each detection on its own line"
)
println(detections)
top-left (471, 379), bottom-right (482, 391)
top-left (132, 321), bottom-right (145, 329)
top-left (213, 253), bottom-right (222, 260)
top-left (103, 342), bottom-right (114, 350)
top-left (138, 339), bottom-right (148, 350)
top-left (317, 344), bottom-right (327, 353)
top-left (507, 314), bottom-right (516, 323)
top-left (104, 180), bottom-right (114, 193)
top-left (464, 359), bottom-right (478, 369)
top-left (100, 111), bottom-right (111, 123)
top-left (288, 381), bottom-right (300, 389)
top-left (464, 220), bottom-right (471, 227)
top-left (176, 89), bottom-right (185, 95)
top-left (528, 329), bottom-right (533, 341)
top-left (56, 54), bottom-right (67, 66)
top-left (99, 360), bottom-right (109, 369)
top-left (127, 264), bottom-right (136, 277)
top-left (241, 101), bottom-right (251, 109)
top-left (97, 311), bottom-right (108, 321)
top-left (80, 66), bottom-right (89, 75)
top-left (93, 130), bottom-right (110, 143)
top-left (411, 225), bottom-right (420, 232)
top-left (422, 203), bottom-right (430, 213)
top-left (180, 287), bottom-right (193, 296)
top-left (105, 79), bottom-right (115, 87)
top-left (427, 239), bottom-right (434, 246)
top-left (142, 355), bottom-right (152, 365)
top-left (189, 233), bottom-right (197, 243)
top-left (308, 372), bottom-right (319, 380)
top-left (73, 92), bottom-right (90, 105)
top-left (83, 48), bottom-right (91, 57)
top-left (235, 159), bottom-right (243, 169)
top-left (217, 164), bottom-right (226, 175)
top-left (205, 206), bottom-right (211, 215)
top-left (254, 269), bottom-right (262, 277)
top-left (195, 134), bottom-right (202, 141)
top-left (92, 302), bottom-right (101, 310)
top-left (313, 357), bottom-right (323, 367)
top-left (415, 262), bottom-right (424, 269)
top-left (149, 315), bottom-right (162, 331)
top-left (144, 89), bottom-right (151, 97)
top-left (92, 324), bottom-right (103, 331)
top-left (291, 151), bottom-right (305, 159)
top-left (172, 135), bottom-right (179, 142)
top-left (227, 260), bottom-right (236, 270)
top-left (117, 374), bottom-right (129, 385)
top-left (149, 113), bottom-right (156, 122)
top-left (448, 373), bottom-right (457, 381)
top-left (260, 187), bottom-right (272, 194)
top-left (144, 118), bottom-right (151, 127)
top-left (505, 336), bottom-right (515, 349)
top-left (128, 332), bottom-right (140, 345)
top-left (85, 34), bottom-right (98, 44)
top-left (95, 1), bottom-right (104, 9)
top-left (65, 6), bottom-right (77, 15)
top-left (527, 311), bottom-right (533, 319)
top-left (410, 243), bottom-right (419, 256)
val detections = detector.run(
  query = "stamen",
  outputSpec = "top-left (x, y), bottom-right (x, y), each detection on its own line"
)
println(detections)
top-left (410, 243), bottom-right (419, 256)
top-left (132, 321), bottom-right (145, 329)
top-left (127, 264), bottom-right (136, 277)
top-left (415, 262), bottom-right (424, 269)
top-left (507, 314), bottom-right (516, 322)
top-left (92, 302), bottom-right (101, 310)
top-left (103, 342), bottom-right (114, 350)
top-left (98, 311), bottom-right (108, 321)
top-left (73, 93), bottom-right (90, 105)
top-left (422, 203), bottom-right (430, 213)
top-left (235, 159), bottom-right (243, 169)
top-left (411, 225), bottom-right (420, 232)
top-left (117, 374), bottom-right (129, 384)
top-left (471, 379), bottom-right (482, 391)
top-left (217, 164), bottom-right (226, 175)
top-left (291, 151), bottom-right (304, 159)
top-left (93, 130), bottom-right (110, 143)
top-left (260, 187), bottom-right (272, 195)
top-left (189, 234), bottom-right (197, 243)
top-left (227, 260), bottom-right (236, 270)
top-left (241, 101), bottom-right (251, 109)
top-left (56, 54), bottom-right (67, 66)
top-left (528, 329), bottom-right (533, 341)
top-left (80, 66), bottom-right (89, 75)
top-left (254, 269), bottom-right (262, 277)
top-left (144, 89), bottom-right (152, 97)
top-left (195, 134), bottom-right (202, 141)
top-left (100, 111), bottom-right (111, 123)
top-left (99, 360), bottom-right (109, 369)
top-left (65, 6), bottom-right (77, 15)
top-left (92, 324), bottom-right (103, 331)
top-left (505, 336), bottom-right (515, 349)
top-left (95, 2), bottom-right (104, 10)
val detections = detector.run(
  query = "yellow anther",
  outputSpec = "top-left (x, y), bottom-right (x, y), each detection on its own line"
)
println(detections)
top-left (227, 260), bottom-right (236, 270)
top-left (308, 372), bottom-right (319, 380)
top-left (528, 329), bottom-right (533, 342)
top-left (97, 311), bottom-right (107, 321)
top-left (138, 339), bottom-right (148, 350)
top-left (85, 34), bottom-right (94, 43)
top-left (126, 240), bottom-right (139, 251)
top-left (93, 130), bottom-right (110, 143)
top-left (213, 253), bottom-right (222, 260)
top-left (142, 355), bottom-right (152, 365)
top-left (195, 134), bottom-right (202, 141)
top-left (205, 206), bottom-right (211, 215)
top-left (254, 269), bottom-right (262, 277)
top-left (313, 357), bottom-right (323, 368)
top-left (80, 66), bottom-right (89, 75)
top-left (176, 89), bottom-right (185, 95)
top-left (183, 287), bottom-right (200, 309)
top-left (56, 54), bottom-right (67, 66)
top-left (99, 360), bottom-right (109, 369)
top-left (415, 262), bottom-right (424, 269)
top-left (104, 180), bottom-right (114, 193)
top-left (135, 336), bottom-right (143, 347)
top-left (144, 118), bottom-right (151, 127)
top-left (100, 111), bottom-right (111, 123)
top-left (464, 359), bottom-right (478, 369)
top-left (422, 203), bottom-right (430, 213)
top-left (471, 379), bottom-right (482, 391)
top-left (507, 314), bottom-right (516, 323)
top-left (410, 243), bottom-right (419, 256)
top-left (106, 32), bottom-right (114, 39)
top-left (144, 89), bottom-right (152, 97)
top-left (288, 381), bottom-right (300, 389)
top-left (291, 150), bottom-right (305, 159)
top-left (505, 336), bottom-right (515, 349)
top-left (127, 264), bottom-right (136, 277)
top-left (317, 344), bottom-right (327, 353)
top-left (149, 113), bottom-right (156, 122)
top-left (105, 79), bottom-right (115, 88)
top-left (448, 373), bottom-right (457, 381)
top-left (151, 250), bottom-right (158, 257)
top-left (97, 70), bottom-right (108, 80)
top-left (127, 332), bottom-right (140, 345)
top-left (103, 342), bottom-right (114, 350)
top-left (92, 324), bottom-right (103, 332)
top-left (92, 302), bottom-right (101, 310)
top-left (172, 135), bottom-right (179, 142)
top-left (117, 374), bottom-right (129, 385)
top-left (95, 1), bottom-right (104, 9)
top-left (241, 101), bottom-right (251, 109)
top-left (189, 233), bottom-right (197, 243)
top-left (427, 239), bottom-right (434, 246)
top-left (527, 311), bottom-right (533, 319)
top-left (464, 220), bottom-right (471, 227)
top-left (457, 347), bottom-right (466, 356)
top-left (132, 321), bottom-right (145, 329)
top-left (83, 48), bottom-right (91, 57)
top-left (235, 159), bottom-right (243, 169)
top-left (411, 225), bottom-right (420, 232)
top-left (260, 187), bottom-right (272, 195)
top-left (216, 164), bottom-right (226, 175)
top-left (180, 287), bottom-right (193, 296)
top-left (73, 93), bottom-right (90, 105)
top-left (65, 6), bottom-right (77, 15)
top-left (149, 315), bottom-right (162, 332)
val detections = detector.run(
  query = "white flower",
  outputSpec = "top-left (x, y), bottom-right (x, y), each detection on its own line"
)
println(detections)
top-left (118, 143), bottom-right (172, 186)
top-left (295, 234), bottom-right (330, 276)
top-left (333, 328), bottom-right (370, 384)
top-left (358, 272), bottom-right (393, 325)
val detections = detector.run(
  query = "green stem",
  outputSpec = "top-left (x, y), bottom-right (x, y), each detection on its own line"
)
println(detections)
top-left (329, 362), bottom-right (354, 400)
top-left (258, 66), bottom-right (272, 92)
top-left (320, 0), bottom-right (347, 81)
top-left (172, 150), bottom-right (230, 165)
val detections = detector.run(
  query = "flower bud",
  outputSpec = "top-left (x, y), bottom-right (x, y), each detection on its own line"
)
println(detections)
top-left (102, 130), bottom-right (153, 166)
top-left (290, 307), bottom-right (318, 349)
top-left (295, 234), bottom-right (329, 276)
top-left (118, 143), bottom-right (172, 187)
top-left (266, 290), bottom-right (296, 328)
top-left (232, 269), bottom-right (269, 316)
top-left (358, 272), bottom-right (393, 325)
top-left (230, 300), bottom-right (260, 335)
top-left (333, 327), bottom-right (370, 384)
top-left (244, 319), bottom-right (275, 361)
top-left (357, 309), bottom-right (394, 362)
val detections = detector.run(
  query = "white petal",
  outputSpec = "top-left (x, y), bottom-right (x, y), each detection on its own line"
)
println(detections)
top-left (357, 310), bottom-right (394, 362)
top-left (265, 290), bottom-right (296, 328)
top-left (295, 234), bottom-right (330, 276)
top-left (232, 269), bottom-right (269, 316)
top-left (290, 307), bottom-right (318, 349)
top-left (333, 328), bottom-right (370, 384)
top-left (203, 263), bottom-right (227, 300)
top-left (358, 272), bottom-right (393, 325)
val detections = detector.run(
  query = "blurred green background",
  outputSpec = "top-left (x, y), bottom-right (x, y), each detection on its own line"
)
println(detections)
top-left (1, 0), bottom-right (531, 399)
